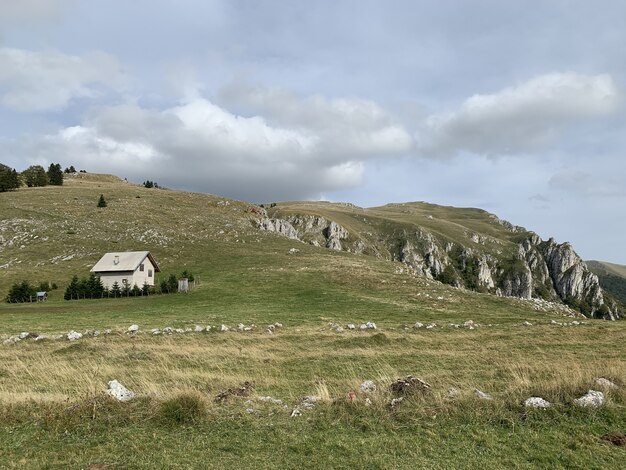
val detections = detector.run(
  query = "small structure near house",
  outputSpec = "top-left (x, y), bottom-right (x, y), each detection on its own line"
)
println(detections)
top-left (36, 291), bottom-right (48, 302)
top-left (91, 251), bottom-right (161, 290)
top-left (178, 278), bottom-right (189, 293)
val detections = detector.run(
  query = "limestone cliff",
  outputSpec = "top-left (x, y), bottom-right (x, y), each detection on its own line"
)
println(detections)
top-left (255, 206), bottom-right (618, 319)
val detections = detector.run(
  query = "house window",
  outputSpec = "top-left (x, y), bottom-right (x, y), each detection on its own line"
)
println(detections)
top-left (148, 269), bottom-right (153, 277)
top-left (139, 263), bottom-right (144, 272)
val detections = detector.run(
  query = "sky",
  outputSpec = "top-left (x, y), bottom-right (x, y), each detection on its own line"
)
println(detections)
top-left (1, 0), bottom-right (625, 263)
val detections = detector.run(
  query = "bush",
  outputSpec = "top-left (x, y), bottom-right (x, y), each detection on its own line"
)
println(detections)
top-left (159, 393), bottom-right (205, 425)
top-left (6, 281), bottom-right (36, 303)
top-left (97, 194), bottom-right (107, 208)
top-left (22, 165), bottom-right (48, 187)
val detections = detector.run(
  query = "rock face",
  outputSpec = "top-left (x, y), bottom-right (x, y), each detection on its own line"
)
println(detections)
top-left (254, 206), bottom-right (616, 318)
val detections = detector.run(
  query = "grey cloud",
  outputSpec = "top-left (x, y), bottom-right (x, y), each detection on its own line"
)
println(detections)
top-left (549, 169), bottom-right (626, 197)
top-left (3, 93), bottom-right (412, 201)
top-left (0, 47), bottom-right (126, 112)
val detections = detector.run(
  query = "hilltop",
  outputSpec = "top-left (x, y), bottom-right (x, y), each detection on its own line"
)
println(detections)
top-left (587, 260), bottom-right (626, 305)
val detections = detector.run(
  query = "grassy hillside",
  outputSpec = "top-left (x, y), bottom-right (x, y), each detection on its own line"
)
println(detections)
top-left (587, 260), bottom-right (626, 304)
top-left (1, 175), bottom-right (625, 469)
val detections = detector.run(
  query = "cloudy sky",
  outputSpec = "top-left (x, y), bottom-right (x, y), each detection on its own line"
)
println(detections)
top-left (1, 1), bottom-right (625, 262)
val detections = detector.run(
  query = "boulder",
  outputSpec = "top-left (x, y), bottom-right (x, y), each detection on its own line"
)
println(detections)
top-left (67, 330), bottom-right (82, 341)
top-left (106, 380), bottom-right (135, 402)
top-left (524, 397), bottom-right (552, 408)
top-left (595, 377), bottom-right (617, 389)
top-left (359, 380), bottom-right (377, 393)
top-left (127, 324), bottom-right (139, 333)
top-left (574, 390), bottom-right (604, 408)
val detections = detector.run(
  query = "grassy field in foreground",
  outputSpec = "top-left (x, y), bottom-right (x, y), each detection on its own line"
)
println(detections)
top-left (1, 176), bottom-right (625, 468)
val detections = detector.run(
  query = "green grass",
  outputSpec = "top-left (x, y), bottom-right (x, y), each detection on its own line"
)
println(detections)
top-left (1, 174), bottom-right (625, 468)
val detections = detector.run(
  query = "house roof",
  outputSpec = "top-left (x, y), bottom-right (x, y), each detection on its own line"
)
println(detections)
top-left (90, 251), bottom-right (161, 273)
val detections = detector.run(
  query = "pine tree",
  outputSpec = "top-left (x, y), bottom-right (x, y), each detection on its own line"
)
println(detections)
top-left (47, 163), bottom-right (63, 185)
top-left (64, 276), bottom-right (80, 300)
top-left (97, 194), bottom-right (107, 207)
top-left (110, 282), bottom-right (121, 298)
top-left (0, 164), bottom-right (21, 192)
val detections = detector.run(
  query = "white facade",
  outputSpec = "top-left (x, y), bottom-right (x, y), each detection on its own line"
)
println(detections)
top-left (91, 251), bottom-right (160, 289)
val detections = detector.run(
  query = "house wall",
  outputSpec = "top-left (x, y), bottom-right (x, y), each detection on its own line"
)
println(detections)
top-left (98, 257), bottom-right (158, 289)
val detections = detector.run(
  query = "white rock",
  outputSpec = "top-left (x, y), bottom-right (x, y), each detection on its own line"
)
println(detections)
top-left (106, 380), bottom-right (135, 402)
top-left (595, 377), bottom-right (617, 389)
top-left (259, 396), bottom-right (284, 405)
top-left (220, 324), bottom-right (229, 332)
top-left (523, 321), bottom-right (533, 326)
top-left (194, 325), bottom-right (204, 332)
top-left (205, 326), bottom-right (212, 332)
top-left (163, 327), bottom-right (173, 334)
top-left (366, 322), bottom-right (377, 330)
top-left (346, 323), bottom-right (356, 330)
top-left (390, 397), bottom-right (404, 407)
top-left (365, 397), bottom-right (373, 406)
top-left (244, 326), bottom-right (253, 331)
top-left (447, 387), bottom-right (460, 398)
top-left (104, 329), bottom-right (112, 335)
top-left (267, 328), bottom-right (273, 335)
top-left (524, 397), bottom-right (552, 408)
top-left (288, 248), bottom-right (300, 254)
top-left (67, 330), bottom-right (82, 341)
top-left (474, 389), bottom-right (493, 400)
top-left (463, 320), bottom-right (476, 328)
top-left (237, 323), bottom-right (245, 331)
top-left (574, 390), bottom-right (604, 408)
top-left (151, 328), bottom-right (161, 335)
top-left (290, 408), bottom-right (302, 417)
top-left (3, 336), bottom-right (19, 345)
top-left (93, 330), bottom-right (101, 337)
top-left (274, 323), bottom-right (283, 328)
top-left (34, 335), bottom-right (48, 342)
top-left (18, 332), bottom-right (29, 340)
top-left (414, 322), bottom-right (424, 329)
top-left (426, 323), bottom-right (435, 329)
top-left (359, 380), bottom-right (377, 393)
top-left (359, 324), bottom-right (367, 330)
top-left (174, 328), bottom-right (185, 334)
top-left (127, 324), bottom-right (139, 333)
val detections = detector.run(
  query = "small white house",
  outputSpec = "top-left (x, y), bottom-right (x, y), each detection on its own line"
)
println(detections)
top-left (90, 251), bottom-right (161, 289)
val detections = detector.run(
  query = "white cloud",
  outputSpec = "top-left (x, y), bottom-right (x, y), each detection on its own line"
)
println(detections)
top-left (0, 47), bottom-right (126, 112)
top-left (418, 73), bottom-right (620, 157)
top-left (2, 92), bottom-right (411, 201)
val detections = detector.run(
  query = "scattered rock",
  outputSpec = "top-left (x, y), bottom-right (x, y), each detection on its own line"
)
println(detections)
top-left (524, 397), bottom-right (552, 408)
top-left (595, 377), bottom-right (618, 389)
top-left (301, 395), bottom-right (321, 409)
top-left (346, 323), bottom-right (356, 330)
top-left (522, 321), bottom-right (533, 326)
top-left (93, 330), bottom-right (101, 337)
top-left (414, 322), bottom-right (424, 329)
top-left (390, 376), bottom-right (431, 395)
top-left (447, 387), bottom-right (460, 398)
top-left (151, 328), bottom-right (161, 335)
top-left (220, 324), bottom-right (229, 332)
top-left (290, 408), bottom-right (302, 417)
top-left (288, 248), bottom-right (300, 254)
top-left (574, 390), bottom-right (604, 408)
top-left (365, 397), bottom-right (373, 406)
top-left (67, 331), bottom-right (82, 341)
top-left (163, 327), bottom-right (173, 334)
top-left (215, 381), bottom-right (254, 402)
top-left (366, 322), bottom-right (377, 330)
top-left (106, 380), bottom-right (135, 402)
top-left (194, 325), bottom-right (204, 332)
top-left (474, 389), bottom-right (493, 400)
top-left (18, 332), bottom-right (29, 340)
top-left (330, 323), bottom-right (344, 333)
top-left (601, 432), bottom-right (626, 446)
top-left (359, 380), bottom-right (377, 393)
top-left (390, 397), bottom-right (404, 407)
top-left (463, 320), bottom-right (476, 329)
top-left (127, 324), bottom-right (139, 333)
top-left (274, 323), bottom-right (283, 328)
top-left (426, 323), bottom-right (436, 329)
top-left (258, 396), bottom-right (284, 405)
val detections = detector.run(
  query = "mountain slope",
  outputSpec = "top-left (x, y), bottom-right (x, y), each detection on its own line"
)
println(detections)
top-left (0, 172), bottom-right (619, 319)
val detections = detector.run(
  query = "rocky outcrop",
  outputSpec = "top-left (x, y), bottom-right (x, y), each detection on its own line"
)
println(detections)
top-left (255, 210), bottom-right (616, 318)
top-left (257, 218), bottom-right (299, 240)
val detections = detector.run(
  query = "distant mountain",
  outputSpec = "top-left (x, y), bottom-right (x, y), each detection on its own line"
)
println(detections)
top-left (586, 260), bottom-right (626, 305)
